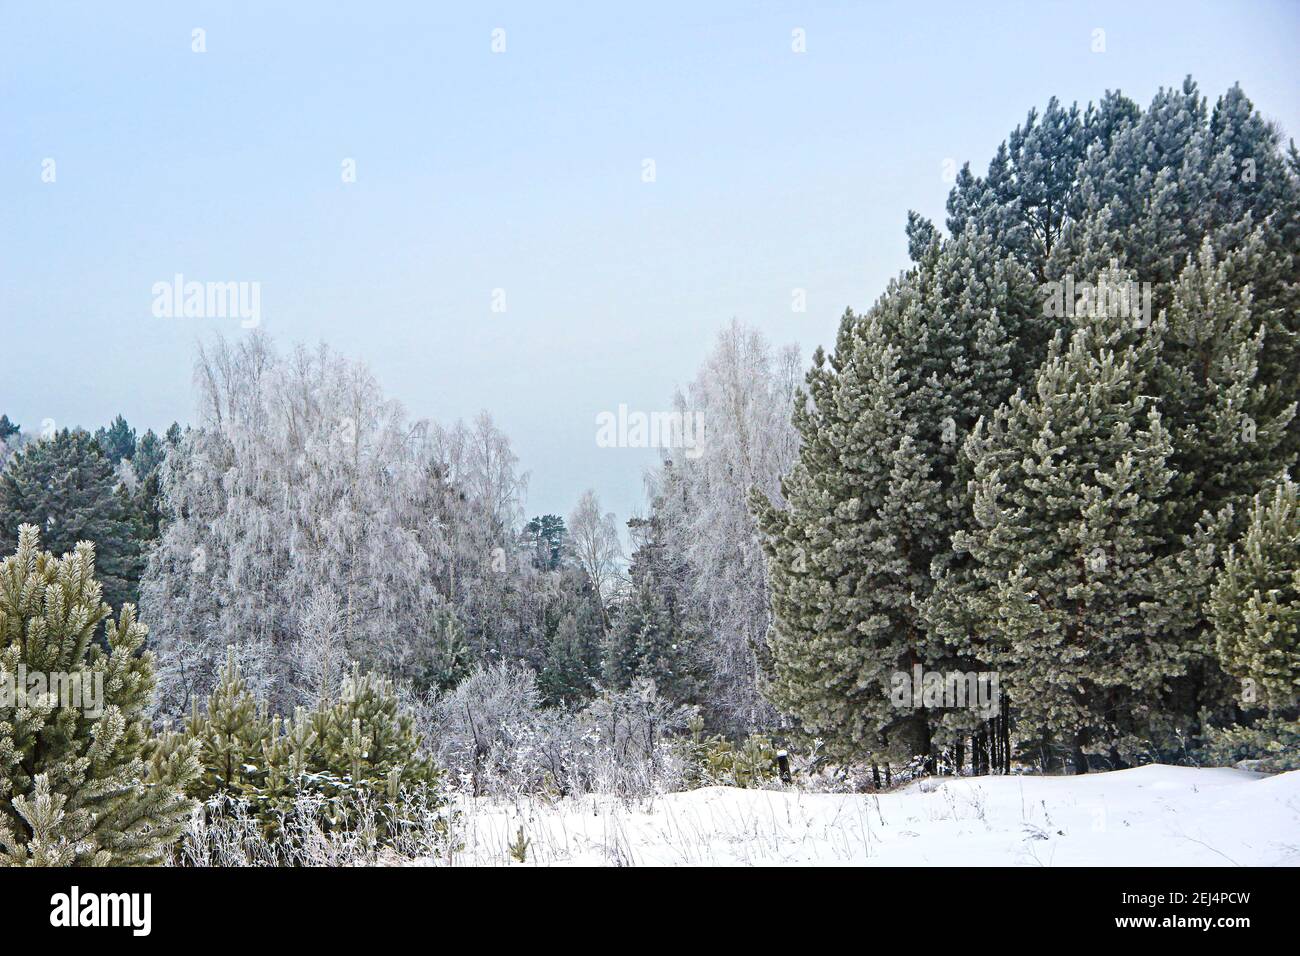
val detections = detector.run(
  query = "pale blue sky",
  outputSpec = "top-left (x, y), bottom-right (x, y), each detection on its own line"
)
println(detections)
top-left (3, 1), bottom-right (1298, 525)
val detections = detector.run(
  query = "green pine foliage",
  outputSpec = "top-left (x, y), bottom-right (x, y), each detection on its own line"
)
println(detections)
top-left (524, 514), bottom-right (568, 571)
top-left (605, 580), bottom-right (699, 707)
top-left (945, 92), bottom-right (1140, 279)
top-left (179, 650), bottom-right (443, 844)
top-left (0, 525), bottom-right (197, 865)
top-left (507, 825), bottom-right (529, 863)
top-left (758, 78), bottom-right (1298, 775)
top-left (683, 717), bottom-right (781, 788)
top-left (0, 429), bottom-right (146, 612)
top-left (606, 512), bottom-right (701, 707)
top-left (1145, 243), bottom-right (1296, 748)
top-left (130, 425), bottom-right (181, 541)
top-left (1210, 476), bottom-right (1299, 714)
top-left (1201, 715), bottom-right (1299, 773)
top-left (946, 299), bottom-right (1182, 769)
top-left (416, 609), bottom-right (473, 693)
top-left (1060, 79), bottom-right (1300, 452)
top-left (754, 310), bottom-right (938, 764)
top-left (540, 603), bottom-right (603, 707)
top-left (753, 218), bottom-right (1036, 764)
top-left (1203, 477), bottom-right (1297, 775)
top-left (93, 415), bottom-right (137, 466)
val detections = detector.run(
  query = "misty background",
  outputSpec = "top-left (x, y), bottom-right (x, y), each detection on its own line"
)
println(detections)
top-left (4, 0), bottom-right (1298, 524)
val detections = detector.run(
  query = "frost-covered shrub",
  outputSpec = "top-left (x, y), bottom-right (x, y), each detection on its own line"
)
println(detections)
top-left (178, 788), bottom-right (454, 866)
top-left (430, 660), bottom-right (543, 794)
top-left (579, 679), bottom-right (695, 795)
top-left (427, 668), bottom-right (696, 798)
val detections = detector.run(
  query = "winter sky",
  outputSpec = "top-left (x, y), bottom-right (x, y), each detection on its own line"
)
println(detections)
top-left (4, 1), bottom-right (1299, 526)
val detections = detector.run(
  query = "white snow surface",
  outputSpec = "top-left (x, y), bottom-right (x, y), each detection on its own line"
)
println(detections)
top-left (426, 765), bottom-right (1299, 866)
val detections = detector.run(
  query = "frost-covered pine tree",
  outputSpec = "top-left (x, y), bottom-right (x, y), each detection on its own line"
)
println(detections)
top-left (181, 649), bottom-right (439, 841)
top-left (1058, 79), bottom-right (1300, 454)
top-left (945, 297), bottom-right (1180, 771)
top-left (945, 92), bottom-right (1139, 281)
top-left (539, 602), bottom-right (602, 707)
top-left (754, 216), bottom-right (1035, 766)
top-left (0, 525), bottom-right (197, 865)
top-left (753, 308), bottom-right (943, 765)
top-left (605, 580), bottom-right (699, 709)
top-left (1146, 241), bottom-right (1297, 749)
top-left (930, 79), bottom-right (1299, 765)
top-left (1156, 240), bottom-right (1294, 536)
top-left (1206, 84), bottom-right (1300, 417)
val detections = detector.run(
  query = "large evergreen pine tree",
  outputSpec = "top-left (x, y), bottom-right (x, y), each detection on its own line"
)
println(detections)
top-left (941, 289), bottom-right (1180, 771)
top-left (605, 513), bottom-right (699, 707)
top-left (754, 217), bottom-right (1037, 766)
top-left (1142, 242), bottom-right (1297, 751)
top-left (605, 583), bottom-right (699, 706)
top-left (754, 308), bottom-right (942, 764)
top-left (130, 424), bottom-right (182, 542)
top-left (1059, 79), bottom-right (1300, 454)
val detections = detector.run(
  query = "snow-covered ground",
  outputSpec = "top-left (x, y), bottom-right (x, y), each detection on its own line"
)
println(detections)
top-left (429, 765), bottom-right (1300, 866)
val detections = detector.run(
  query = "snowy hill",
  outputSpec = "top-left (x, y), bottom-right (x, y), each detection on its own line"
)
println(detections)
top-left (433, 765), bottom-right (1300, 866)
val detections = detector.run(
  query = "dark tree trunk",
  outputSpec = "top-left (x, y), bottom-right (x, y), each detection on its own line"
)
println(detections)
top-left (1107, 745), bottom-right (1125, 771)
top-left (1002, 698), bottom-right (1012, 774)
top-left (991, 717), bottom-right (1000, 775)
top-left (1072, 732), bottom-right (1088, 775)
top-left (918, 712), bottom-right (935, 775)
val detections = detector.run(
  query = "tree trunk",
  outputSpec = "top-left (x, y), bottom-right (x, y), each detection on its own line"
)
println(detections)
top-left (1108, 745), bottom-right (1125, 771)
top-left (1001, 698), bottom-right (1012, 774)
top-left (918, 712), bottom-right (935, 775)
top-left (1072, 733), bottom-right (1088, 775)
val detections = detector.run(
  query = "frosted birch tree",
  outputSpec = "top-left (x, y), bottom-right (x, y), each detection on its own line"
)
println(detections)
top-left (568, 489), bottom-right (622, 631)
top-left (654, 321), bottom-right (802, 733)
top-left (141, 334), bottom-right (535, 717)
